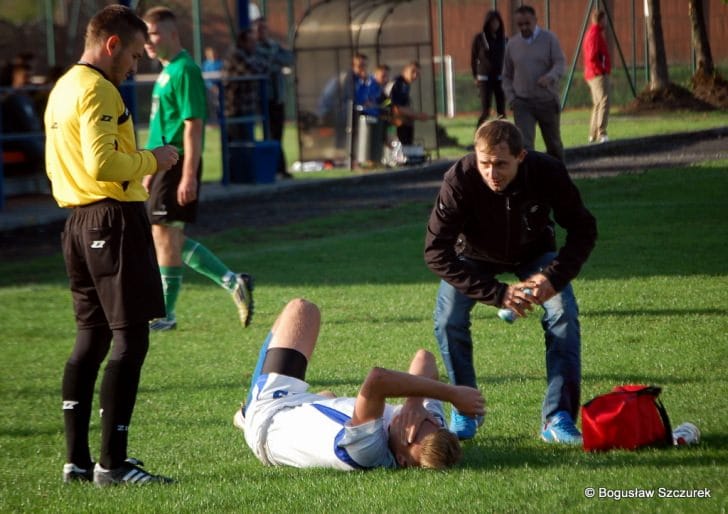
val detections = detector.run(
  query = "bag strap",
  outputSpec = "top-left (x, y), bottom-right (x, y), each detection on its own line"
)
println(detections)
top-left (635, 385), bottom-right (662, 396)
top-left (481, 32), bottom-right (490, 52)
top-left (653, 396), bottom-right (673, 447)
top-left (630, 385), bottom-right (673, 446)
top-left (613, 384), bottom-right (660, 396)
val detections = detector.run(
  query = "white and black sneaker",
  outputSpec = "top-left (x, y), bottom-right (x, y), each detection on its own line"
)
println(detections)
top-left (63, 462), bottom-right (93, 483)
top-left (93, 458), bottom-right (174, 486)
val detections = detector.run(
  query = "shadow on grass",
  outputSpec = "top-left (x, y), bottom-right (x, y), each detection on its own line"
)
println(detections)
top-left (323, 314), bottom-right (428, 325)
top-left (319, 300), bottom-right (721, 322)
top-left (131, 365), bottom-right (712, 399)
top-left (583, 373), bottom-right (716, 386)
top-left (473, 371), bottom-right (711, 387)
top-left (584, 308), bottom-right (727, 318)
top-left (137, 375), bottom-right (361, 397)
top-left (0, 425), bottom-right (61, 438)
top-left (459, 433), bottom-right (728, 470)
top-left (138, 379), bottom-right (241, 395)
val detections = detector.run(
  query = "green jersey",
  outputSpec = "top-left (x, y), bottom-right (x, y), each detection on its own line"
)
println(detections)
top-left (147, 49), bottom-right (207, 154)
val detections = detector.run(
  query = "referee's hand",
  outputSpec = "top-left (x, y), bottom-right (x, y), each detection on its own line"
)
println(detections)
top-left (151, 144), bottom-right (179, 172)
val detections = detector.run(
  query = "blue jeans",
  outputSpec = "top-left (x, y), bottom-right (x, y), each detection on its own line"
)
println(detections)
top-left (433, 252), bottom-right (581, 422)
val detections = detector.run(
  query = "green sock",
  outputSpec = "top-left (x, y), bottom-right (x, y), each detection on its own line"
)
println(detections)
top-left (182, 238), bottom-right (235, 290)
top-left (159, 266), bottom-right (183, 320)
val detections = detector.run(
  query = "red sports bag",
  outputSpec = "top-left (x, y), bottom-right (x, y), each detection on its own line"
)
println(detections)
top-left (581, 385), bottom-right (673, 451)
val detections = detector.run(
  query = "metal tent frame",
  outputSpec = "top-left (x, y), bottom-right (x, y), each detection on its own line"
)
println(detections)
top-left (561, 0), bottom-right (638, 109)
top-left (292, 0), bottom-right (438, 169)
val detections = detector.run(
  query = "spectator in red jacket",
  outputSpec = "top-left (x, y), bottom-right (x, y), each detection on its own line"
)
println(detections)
top-left (583, 9), bottom-right (611, 143)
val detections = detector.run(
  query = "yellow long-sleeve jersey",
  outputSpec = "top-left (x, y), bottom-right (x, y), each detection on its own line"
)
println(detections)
top-left (44, 63), bottom-right (157, 207)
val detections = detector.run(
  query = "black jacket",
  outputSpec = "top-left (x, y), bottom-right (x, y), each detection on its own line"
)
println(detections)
top-left (471, 31), bottom-right (506, 79)
top-left (425, 151), bottom-right (597, 305)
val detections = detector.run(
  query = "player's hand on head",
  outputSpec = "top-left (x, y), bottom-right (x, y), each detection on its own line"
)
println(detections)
top-left (399, 400), bottom-right (438, 445)
top-left (151, 144), bottom-right (179, 172)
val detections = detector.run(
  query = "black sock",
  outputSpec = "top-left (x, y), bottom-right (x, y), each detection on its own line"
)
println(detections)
top-left (98, 360), bottom-right (142, 469)
top-left (62, 326), bottom-right (111, 468)
top-left (62, 362), bottom-right (97, 468)
top-left (98, 323), bottom-right (149, 469)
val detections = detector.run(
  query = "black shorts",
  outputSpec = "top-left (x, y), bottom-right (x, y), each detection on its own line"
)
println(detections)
top-left (146, 158), bottom-right (203, 224)
top-left (396, 124), bottom-right (414, 146)
top-left (62, 200), bottom-right (165, 329)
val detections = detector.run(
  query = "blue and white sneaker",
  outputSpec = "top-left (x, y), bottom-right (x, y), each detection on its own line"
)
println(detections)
top-left (541, 411), bottom-right (582, 445)
top-left (449, 409), bottom-right (484, 440)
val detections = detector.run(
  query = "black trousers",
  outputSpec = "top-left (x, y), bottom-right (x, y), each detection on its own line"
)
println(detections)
top-left (268, 101), bottom-right (287, 174)
top-left (397, 124), bottom-right (415, 146)
top-left (477, 78), bottom-right (506, 127)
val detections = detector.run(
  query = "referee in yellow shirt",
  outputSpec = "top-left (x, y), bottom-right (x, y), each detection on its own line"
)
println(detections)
top-left (44, 5), bottom-right (178, 486)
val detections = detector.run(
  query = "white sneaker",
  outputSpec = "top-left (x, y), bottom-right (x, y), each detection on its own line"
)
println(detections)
top-left (233, 407), bottom-right (246, 432)
top-left (63, 462), bottom-right (93, 483)
top-left (673, 422), bottom-right (700, 445)
top-left (598, 135), bottom-right (609, 143)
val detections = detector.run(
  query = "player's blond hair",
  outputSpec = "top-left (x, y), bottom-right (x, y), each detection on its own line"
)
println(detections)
top-left (418, 428), bottom-right (462, 469)
top-left (142, 6), bottom-right (177, 26)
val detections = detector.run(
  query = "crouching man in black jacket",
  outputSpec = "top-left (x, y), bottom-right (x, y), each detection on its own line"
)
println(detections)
top-left (424, 119), bottom-right (597, 444)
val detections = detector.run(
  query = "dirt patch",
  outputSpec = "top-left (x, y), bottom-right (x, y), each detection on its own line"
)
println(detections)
top-left (691, 69), bottom-right (728, 109)
top-left (624, 82), bottom-right (715, 113)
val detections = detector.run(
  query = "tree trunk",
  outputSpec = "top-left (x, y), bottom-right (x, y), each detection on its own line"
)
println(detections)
top-left (688, 0), bottom-right (714, 75)
top-left (645, 0), bottom-right (670, 90)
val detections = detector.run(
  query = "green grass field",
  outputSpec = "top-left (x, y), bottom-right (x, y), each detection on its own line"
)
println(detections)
top-left (1, 159), bottom-right (727, 511)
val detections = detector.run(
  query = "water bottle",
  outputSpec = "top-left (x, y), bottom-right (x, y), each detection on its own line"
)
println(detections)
top-left (672, 422), bottom-right (700, 446)
top-left (497, 288), bottom-right (532, 323)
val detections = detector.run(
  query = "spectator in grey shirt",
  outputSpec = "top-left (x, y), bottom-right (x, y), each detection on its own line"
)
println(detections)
top-left (503, 5), bottom-right (566, 162)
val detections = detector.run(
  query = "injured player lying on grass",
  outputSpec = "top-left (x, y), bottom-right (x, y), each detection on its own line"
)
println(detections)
top-left (233, 298), bottom-right (485, 470)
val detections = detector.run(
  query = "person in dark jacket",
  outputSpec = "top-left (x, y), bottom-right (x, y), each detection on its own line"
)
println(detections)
top-left (471, 10), bottom-right (507, 127)
top-left (1, 57), bottom-right (44, 174)
top-left (388, 61), bottom-right (430, 146)
top-left (223, 28), bottom-right (267, 143)
top-left (424, 120), bottom-right (597, 444)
